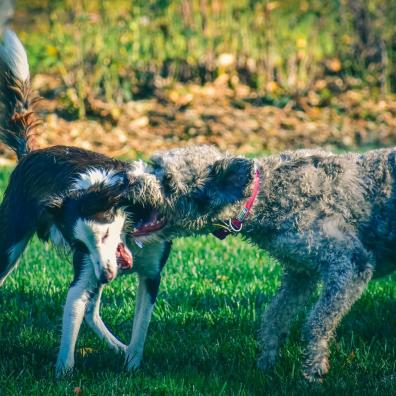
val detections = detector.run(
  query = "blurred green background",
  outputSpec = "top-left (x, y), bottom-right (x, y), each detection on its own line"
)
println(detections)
top-left (0, 0), bottom-right (392, 159)
top-left (17, 0), bottom-right (396, 102)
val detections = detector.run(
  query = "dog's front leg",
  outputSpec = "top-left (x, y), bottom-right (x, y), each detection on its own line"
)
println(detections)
top-left (257, 270), bottom-right (318, 370)
top-left (125, 240), bottom-right (172, 371)
top-left (85, 285), bottom-right (127, 352)
top-left (56, 251), bottom-right (95, 377)
top-left (125, 274), bottom-right (160, 371)
top-left (302, 255), bottom-right (372, 382)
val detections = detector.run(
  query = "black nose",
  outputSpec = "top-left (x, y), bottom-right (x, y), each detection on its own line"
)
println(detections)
top-left (99, 272), bottom-right (109, 284)
top-left (99, 268), bottom-right (115, 284)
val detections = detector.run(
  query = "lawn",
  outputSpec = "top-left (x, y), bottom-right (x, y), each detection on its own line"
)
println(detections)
top-left (0, 167), bottom-right (396, 396)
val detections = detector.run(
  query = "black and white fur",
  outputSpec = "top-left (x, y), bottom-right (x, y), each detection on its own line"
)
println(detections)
top-left (0, 30), bottom-right (135, 376)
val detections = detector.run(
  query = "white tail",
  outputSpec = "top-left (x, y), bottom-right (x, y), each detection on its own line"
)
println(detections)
top-left (0, 28), bottom-right (29, 82)
top-left (0, 29), bottom-right (36, 159)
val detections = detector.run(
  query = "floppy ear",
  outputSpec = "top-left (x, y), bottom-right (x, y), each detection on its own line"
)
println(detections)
top-left (78, 182), bottom-right (127, 218)
top-left (199, 157), bottom-right (255, 209)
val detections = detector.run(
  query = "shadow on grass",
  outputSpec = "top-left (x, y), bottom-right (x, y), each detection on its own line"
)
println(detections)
top-left (1, 278), bottom-right (396, 394)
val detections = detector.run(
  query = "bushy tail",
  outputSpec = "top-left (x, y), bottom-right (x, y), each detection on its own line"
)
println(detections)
top-left (0, 29), bottom-right (38, 160)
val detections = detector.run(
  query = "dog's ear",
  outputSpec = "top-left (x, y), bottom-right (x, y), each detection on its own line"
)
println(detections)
top-left (78, 182), bottom-right (127, 218)
top-left (198, 157), bottom-right (255, 209)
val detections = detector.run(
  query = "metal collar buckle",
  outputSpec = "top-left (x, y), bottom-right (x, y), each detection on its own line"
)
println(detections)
top-left (228, 219), bottom-right (243, 233)
top-left (212, 164), bottom-right (261, 241)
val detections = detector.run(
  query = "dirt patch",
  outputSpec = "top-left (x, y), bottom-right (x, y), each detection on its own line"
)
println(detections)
top-left (1, 74), bottom-right (396, 162)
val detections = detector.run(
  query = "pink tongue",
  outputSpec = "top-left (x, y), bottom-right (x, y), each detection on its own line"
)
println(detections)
top-left (116, 243), bottom-right (133, 269)
top-left (131, 212), bottom-right (167, 236)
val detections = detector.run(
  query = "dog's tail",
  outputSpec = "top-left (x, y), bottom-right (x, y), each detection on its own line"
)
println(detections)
top-left (0, 29), bottom-right (38, 160)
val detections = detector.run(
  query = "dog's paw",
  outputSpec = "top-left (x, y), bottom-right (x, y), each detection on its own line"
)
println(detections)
top-left (257, 349), bottom-right (278, 371)
top-left (302, 357), bottom-right (329, 383)
top-left (125, 349), bottom-right (142, 372)
top-left (55, 359), bottom-right (74, 379)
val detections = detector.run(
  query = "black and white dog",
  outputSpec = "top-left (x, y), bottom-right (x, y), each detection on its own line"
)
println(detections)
top-left (0, 30), bottom-right (135, 376)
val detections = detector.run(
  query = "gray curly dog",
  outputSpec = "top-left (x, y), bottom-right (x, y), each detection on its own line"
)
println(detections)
top-left (124, 144), bottom-right (396, 381)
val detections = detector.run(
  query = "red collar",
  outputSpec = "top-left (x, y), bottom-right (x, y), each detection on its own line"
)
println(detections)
top-left (212, 166), bottom-right (261, 240)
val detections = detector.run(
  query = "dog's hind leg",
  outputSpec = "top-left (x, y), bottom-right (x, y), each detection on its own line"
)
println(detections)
top-left (257, 270), bottom-right (318, 370)
top-left (85, 285), bottom-right (127, 352)
top-left (0, 210), bottom-right (33, 286)
top-left (302, 254), bottom-right (373, 382)
top-left (56, 250), bottom-right (96, 377)
top-left (125, 241), bottom-right (172, 371)
top-left (0, 238), bottom-right (29, 286)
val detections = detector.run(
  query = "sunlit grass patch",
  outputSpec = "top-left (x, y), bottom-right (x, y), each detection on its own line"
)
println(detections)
top-left (0, 168), bottom-right (395, 395)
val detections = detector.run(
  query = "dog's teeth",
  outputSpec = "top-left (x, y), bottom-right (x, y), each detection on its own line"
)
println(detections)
top-left (134, 239), bottom-right (143, 249)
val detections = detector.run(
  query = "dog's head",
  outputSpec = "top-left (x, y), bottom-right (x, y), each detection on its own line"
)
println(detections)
top-left (44, 170), bottom-right (133, 283)
top-left (125, 146), bottom-right (255, 240)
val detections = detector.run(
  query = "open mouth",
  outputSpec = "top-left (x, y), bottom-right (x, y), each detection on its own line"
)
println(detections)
top-left (116, 243), bottom-right (133, 270)
top-left (131, 210), bottom-right (167, 237)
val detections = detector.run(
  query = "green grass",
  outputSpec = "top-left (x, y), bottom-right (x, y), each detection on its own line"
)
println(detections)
top-left (0, 167), bottom-right (396, 395)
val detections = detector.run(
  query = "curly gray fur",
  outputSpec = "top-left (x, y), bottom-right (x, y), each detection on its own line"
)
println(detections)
top-left (126, 144), bottom-right (396, 381)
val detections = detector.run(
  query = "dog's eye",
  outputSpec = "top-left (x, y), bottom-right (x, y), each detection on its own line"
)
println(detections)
top-left (91, 210), bottom-right (115, 223)
top-left (101, 229), bottom-right (109, 243)
top-left (74, 240), bottom-right (89, 253)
